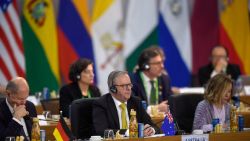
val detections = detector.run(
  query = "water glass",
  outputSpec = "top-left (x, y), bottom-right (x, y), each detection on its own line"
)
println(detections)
top-left (42, 111), bottom-right (52, 119)
top-left (103, 129), bottom-right (114, 140)
top-left (5, 137), bottom-right (15, 141)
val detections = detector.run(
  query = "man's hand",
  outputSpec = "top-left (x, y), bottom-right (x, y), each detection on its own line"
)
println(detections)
top-left (215, 58), bottom-right (227, 73)
top-left (144, 124), bottom-right (155, 136)
top-left (13, 104), bottom-right (29, 120)
top-left (158, 100), bottom-right (169, 113)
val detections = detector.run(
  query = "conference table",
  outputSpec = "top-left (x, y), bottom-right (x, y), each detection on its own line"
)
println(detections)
top-left (39, 116), bottom-right (163, 140)
top-left (40, 120), bottom-right (250, 141)
top-left (116, 131), bottom-right (250, 141)
top-left (39, 114), bottom-right (250, 141)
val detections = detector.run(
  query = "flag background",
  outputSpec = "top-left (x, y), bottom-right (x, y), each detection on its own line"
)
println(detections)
top-left (1, 0), bottom-right (249, 94)
top-left (21, 0), bottom-right (60, 93)
top-left (0, 0), bottom-right (25, 85)
top-left (57, 0), bottom-right (95, 84)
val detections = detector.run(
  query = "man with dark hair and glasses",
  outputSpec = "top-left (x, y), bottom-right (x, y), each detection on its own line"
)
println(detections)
top-left (93, 71), bottom-right (159, 136)
top-left (130, 46), bottom-right (172, 113)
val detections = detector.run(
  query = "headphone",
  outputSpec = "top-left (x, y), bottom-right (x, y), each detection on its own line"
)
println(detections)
top-left (138, 48), bottom-right (160, 71)
top-left (76, 75), bottom-right (81, 80)
top-left (108, 71), bottom-right (119, 93)
top-left (110, 85), bottom-right (117, 93)
top-left (143, 64), bottom-right (150, 70)
top-left (108, 71), bottom-right (127, 93)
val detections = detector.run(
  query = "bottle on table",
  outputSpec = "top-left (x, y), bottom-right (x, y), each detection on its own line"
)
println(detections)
top-left (31, 118), bottom-right (40, 141)
top-left (129, 109), bottom-right (138, 138)
top-left (230, 105), bottom-right (238, 132)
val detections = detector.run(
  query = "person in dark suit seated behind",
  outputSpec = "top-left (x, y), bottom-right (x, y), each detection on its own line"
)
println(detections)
top-left (93, 71), bottom-right (159, 136)
top-left (130, 46), bottom-right (172, 113)
top-left (198, 45), bottom-right (241, 86)
top-left (60, 58), bottom-right (101, 118)
top-left (0, 77), bottom-right (37, 141)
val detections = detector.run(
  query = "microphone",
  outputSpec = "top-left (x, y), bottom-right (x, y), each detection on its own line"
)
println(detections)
top-left (173, 119), bottom-right (185, 135)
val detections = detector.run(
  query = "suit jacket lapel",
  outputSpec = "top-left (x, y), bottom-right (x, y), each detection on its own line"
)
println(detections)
top-left (1, 101), bottom-right (13, 124)
top-left (136, 73), bottom-right (148, 103)
top-left (107, 94), bottom-right (120, 129)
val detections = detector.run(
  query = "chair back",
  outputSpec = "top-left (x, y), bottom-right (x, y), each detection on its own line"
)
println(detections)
top-left (168, 93), bottom-right (204, 133)
top-left (70, 98), bottom-right (97, 139)
top-left (40, 98), bottom-right (59, 115)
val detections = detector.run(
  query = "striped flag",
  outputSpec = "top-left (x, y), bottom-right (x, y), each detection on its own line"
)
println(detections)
top-left (0, 0), bottom-right (25, 85)
top-left (124, 0), bottom-right (158, 73)
top-left (158, 0), bottom-right (192, 87)
top-left (219, 0), bottom-right (250, 74)
top-left (53, 115), bottom-right (75, 141)
top-left (57, 0), bottom-right (95, 84)
top-left (21, 0), bottom-right (60, 93)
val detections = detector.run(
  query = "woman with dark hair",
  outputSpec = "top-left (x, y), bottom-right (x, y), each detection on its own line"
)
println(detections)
top-left (193, 74), bottom-right (233, 132)
top-left (59, 58), bottom-right (101, 117)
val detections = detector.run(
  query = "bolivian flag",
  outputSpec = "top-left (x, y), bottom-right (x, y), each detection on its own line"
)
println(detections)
top-left (21, 0), bottom-right (60, 93)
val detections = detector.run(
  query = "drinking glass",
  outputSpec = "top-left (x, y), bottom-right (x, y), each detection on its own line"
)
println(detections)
top-left (42, 111), bottom-right (52, 119)
top-left (103, 129), bottom-right (114, 140)
top-left (5, 137), bottom-right (15, 141)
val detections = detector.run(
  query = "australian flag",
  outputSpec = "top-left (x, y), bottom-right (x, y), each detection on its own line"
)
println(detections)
top-left (161, 111), bottom-right (175, 136)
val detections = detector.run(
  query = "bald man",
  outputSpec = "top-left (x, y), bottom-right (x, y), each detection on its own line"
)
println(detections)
top-left (0, 77), bottom-right (37, 141)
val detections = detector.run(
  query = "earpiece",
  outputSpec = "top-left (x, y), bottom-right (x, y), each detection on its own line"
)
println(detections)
top-left (109, 85), bottom-right (117, 93)
top-left (143, 64), bottom-right (150, 70)
top-left (76, 75), bottom-right (81, 80)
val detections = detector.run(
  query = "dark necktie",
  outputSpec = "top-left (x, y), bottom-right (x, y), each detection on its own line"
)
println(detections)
top-left (150, 80), bottom-right (156, 105)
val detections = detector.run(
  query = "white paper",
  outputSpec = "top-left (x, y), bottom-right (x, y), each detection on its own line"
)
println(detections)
top-left (179, 87), bottom-right (205, 94)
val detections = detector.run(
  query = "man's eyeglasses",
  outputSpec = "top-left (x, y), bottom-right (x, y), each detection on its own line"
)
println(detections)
top-left (114, 83), bottom-right (133, 89)
top-left (149, 61), bottom-right (164, 65)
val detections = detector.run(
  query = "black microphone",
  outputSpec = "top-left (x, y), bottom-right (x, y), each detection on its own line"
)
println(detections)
top-left (173, 119), bottom-right (185, 135)
top-left (169, 111), bottom-right (186, 135)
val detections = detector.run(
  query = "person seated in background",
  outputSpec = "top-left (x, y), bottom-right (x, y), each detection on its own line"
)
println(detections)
top-left (59, 58), bottom-right (101, 118)
top-left (193, 74), bottom-right (232, 132)
top-left (93, 71), bottom-right (159, 136)
top-left (148, 46), bottom-right (180, 94)
top-left (0, 77), bottom-right (37, 141)
top-left (198, 45), bottom-right (241, 86)
top-left (0, 85), bottom-right (6, 99)
top-left (130, 46), bottom-right (172, 113)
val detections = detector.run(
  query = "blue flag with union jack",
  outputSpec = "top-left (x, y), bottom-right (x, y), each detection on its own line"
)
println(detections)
top-left (161, 111), bottom-right (175, 136)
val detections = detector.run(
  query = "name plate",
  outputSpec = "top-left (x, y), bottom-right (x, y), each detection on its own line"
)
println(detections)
top-left (182, 134), bottom-right (209, 141)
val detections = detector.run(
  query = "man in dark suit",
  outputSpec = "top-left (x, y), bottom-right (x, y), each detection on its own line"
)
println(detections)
top-left (198, 45), bottom-right (241, 86)
top-left (130, 47), bottom-right (172, 113)
top-left (93, 71), bottom-right (159, 136)
top-left (0, 77), bottom-right (37, 141)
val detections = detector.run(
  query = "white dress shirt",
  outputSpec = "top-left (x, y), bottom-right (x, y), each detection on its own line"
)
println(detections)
top-left (112, 96), bottom-right (129, 129)
top-left (141, 72), bottom-right (157, 103)
top-left (6, 99), bottom-right (29, 137)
